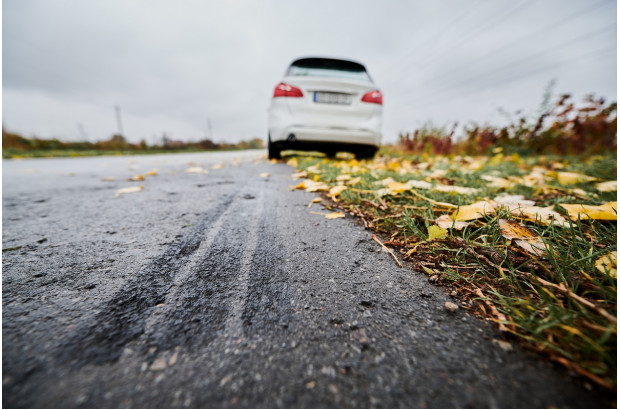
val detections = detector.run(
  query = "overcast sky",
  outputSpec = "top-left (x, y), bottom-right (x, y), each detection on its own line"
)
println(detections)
top-left (2, 0), bottom-right (617, 145)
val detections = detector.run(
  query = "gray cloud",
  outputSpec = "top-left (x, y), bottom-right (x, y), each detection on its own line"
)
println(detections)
top-left (3, 0), bottom-right (616, 144)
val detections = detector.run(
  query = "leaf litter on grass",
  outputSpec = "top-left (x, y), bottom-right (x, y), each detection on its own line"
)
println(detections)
top-left (282, 151), bottom-right (617, 390)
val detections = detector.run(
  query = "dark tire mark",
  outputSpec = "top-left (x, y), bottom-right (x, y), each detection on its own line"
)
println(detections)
top-left (242, 190), bottom-right (292, 332)
top-left (58, 191), bottom-right (238, 366)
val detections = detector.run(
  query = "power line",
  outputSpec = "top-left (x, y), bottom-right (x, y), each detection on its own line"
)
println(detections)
top-left (382, 0), bottom-right (535, 88)
top-left (379, 0), bottom-right (485, 78)
top-left (380, 0), bottom-right (610, 91)
top-left (393, 22), bottom-right (616, 111)
top-left (395, 44), bottom-right (616, 114)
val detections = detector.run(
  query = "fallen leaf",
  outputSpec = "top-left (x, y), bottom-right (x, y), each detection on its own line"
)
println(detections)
top-left (596, 180), bottom-right (617, 192)
top-left (428, 225), bottom-right (448, 241)
top-left (348, 176), bottom-right (362, 185)
top-left (510, 206), bottom-right (570, 227)
top-left (553, 171), bottom-right (597, 185)
top-left (287, 158), bottom-right (298, 168)
top-left (481, 175), bottom-right (513, 188)
top-left (336, 174), bottom-right (351, 182)
top-left (145, 169), bottom-right (159, 176)
top-left (451, 201), bottom-right (496, 221)
top-left (595, 251), bottom-right (617, 278)
top-left (407, 179), bottom-right (433, 190)
top-left (434, 184), bottom-right (480, 195)
top-left (436, 214), bottom-right (470, 230)
top-left (494, 194), bottom-right (536, 211)
top-left (329, 185), bottom-right (347, 198)
top-left (325, 211), bottom-right (345, 219)
top-left (259, 172), bottom-right (270, 178)
top-left (211, 163), bottom-right (224, 170)
top-left (499, 219), bottom-right (547, 257)
top-left (129, 174), bottom-right (145, 181)
top-left (558, 202), bottom-right (617, 221)
top-left (291, 171), bottom-right (308, 179)
top-left (115, 185), bottom-right (144, 198)
top-left (386, 181), bottom-right (412, 194)
top-left (101, 177), bottom-right (116, 182)
top-left (186, 167), bottom-right (208, 174)
top-left (307, 197), bottom-right (322, 208)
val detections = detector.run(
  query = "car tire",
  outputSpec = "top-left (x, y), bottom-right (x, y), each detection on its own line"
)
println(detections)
top-left (268, 136), bottom-right (281, 160)
top-left (324, 149), bottom-right (337, 158)
top-left (355, 147), bottom-right (377, 160)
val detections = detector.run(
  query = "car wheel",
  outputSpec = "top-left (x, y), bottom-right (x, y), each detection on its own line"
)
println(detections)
top-left (268, 136), bottom-right (281, 160)
top-left (355, 147), bottom-right (377, 160)
top-left (324, 149), bottom-right (337, 158)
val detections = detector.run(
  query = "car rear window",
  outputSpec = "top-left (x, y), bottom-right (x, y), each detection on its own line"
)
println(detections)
top-left (287, 58), bottom-right (372, 82)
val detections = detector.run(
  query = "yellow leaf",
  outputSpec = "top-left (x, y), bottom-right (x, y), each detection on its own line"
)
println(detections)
top-left (101, 177), bottom-right (116, 182)
top-left (313, 174), bottom-right (321, 182)
top-left (292, 171), bottom-right (308, 179)
top-left (329, 185), bottom-right (347, 197)
top-left (481, 175), bottom-right (513, 188)
top-left (498, 219), bottom-right (539, 240)
top-left (434, 184), bottom-right (480, 195)
top-left (510, 206), bottom-right (570, 227)
top-left (348, 176), bottom-right (362, 185)
top-left (451, 201), bottom-right (496, 221)
top-left (130, 174), bottom-right (145, 181)
top-left (145, 169), bottom-right (159, 176)
top-left (596, 180), bottom-right (617, 192)
top-left (427, 225), bottom-right (448, 241)
top-left (594, 251), bottom-right (618, 278)
top-left (307, 165), bottom-right (321, 174)
top-left (186, 167), bottom-right (208, 174)
top-left (287, 158), bottom-right (298, 168)
top-left (336, 174), bottom-right (351, 182)
top-left (325, 211), bottom-right (345, 219)
top-left (553, 171), bottom-right (597, 185)
top-left (259, 172), bottom-right (270, 178)
top-left (211, 163), bottom-right (224, 170)
top-left (115, 185), bottom-right (144, 198)
top-left (436, 214), bottom-right (470, 230)
top-left (595, 251), bottom-right (617, 278)
top-left (499, 219), bottom-right (547, 257)
top-left (307, 197), bottom-right (322, 208)
top-left (270, 158), bottom-right (278, 164)
top-left (558, 202), bottom-right (617, 221)
top-left (387, 182), bottom-right (411, 194)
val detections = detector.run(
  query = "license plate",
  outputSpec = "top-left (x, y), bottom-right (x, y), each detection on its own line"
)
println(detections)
top-left (313, 92), bottom-right (351, 105)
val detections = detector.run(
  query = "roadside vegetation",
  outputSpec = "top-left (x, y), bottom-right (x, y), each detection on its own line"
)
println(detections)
top-left (2, 130), bottom-right (264, 159)
top-left (281, 94), bottom-right (617, 390)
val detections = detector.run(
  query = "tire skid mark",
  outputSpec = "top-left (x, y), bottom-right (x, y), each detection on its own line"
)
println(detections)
top-left (141, 188), bottom-right (265, 351)
top-left (241, 184), bottom-right (292, 332)
top-left (59, 186), bottom-right (245, 366)
top-left (220, 188), bottom-right (265, 338)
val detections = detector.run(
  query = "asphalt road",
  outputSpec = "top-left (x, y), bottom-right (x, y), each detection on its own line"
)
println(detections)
top-left (2, 151), bottom-right (612, 408)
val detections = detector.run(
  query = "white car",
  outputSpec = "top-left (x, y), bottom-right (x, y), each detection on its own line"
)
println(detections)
top-left (267, 57), bottom-right (382, 159)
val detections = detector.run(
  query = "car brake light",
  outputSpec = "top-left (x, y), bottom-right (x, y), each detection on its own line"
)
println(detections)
top-left (273, 82), bottom-right (304, 98)
top-left (361, 90), bottom-right (383, 105)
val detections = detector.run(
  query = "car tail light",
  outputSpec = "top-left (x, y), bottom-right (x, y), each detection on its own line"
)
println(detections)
top-left (273, 82), bottom-right (304, 98)
top-left (361, 90), bottom-right (383, 105)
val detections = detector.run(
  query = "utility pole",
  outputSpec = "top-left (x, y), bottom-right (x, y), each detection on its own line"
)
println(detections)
top-left (115, 105), bottom-right (124, 136)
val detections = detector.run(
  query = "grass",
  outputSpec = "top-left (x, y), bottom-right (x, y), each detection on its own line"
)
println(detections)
top-left (280, 149), bottom-right (617, 390)
top-left (2, 147), bottom-right (258, 159)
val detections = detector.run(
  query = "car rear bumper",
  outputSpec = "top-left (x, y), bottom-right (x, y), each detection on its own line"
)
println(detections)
top-left (272, 125), bottom-right (381, 147)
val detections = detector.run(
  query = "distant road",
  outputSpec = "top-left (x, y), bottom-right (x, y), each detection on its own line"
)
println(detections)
top-left (2, 150), bottom-right (610, 408)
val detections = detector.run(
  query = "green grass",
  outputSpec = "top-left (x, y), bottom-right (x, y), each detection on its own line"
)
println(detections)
top-left (285, 152), bottom-right (617, 389)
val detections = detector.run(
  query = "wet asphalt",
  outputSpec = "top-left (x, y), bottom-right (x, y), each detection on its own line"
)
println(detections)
top-left (2, 151), bottom-right (613, 408)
